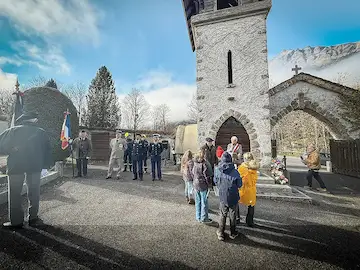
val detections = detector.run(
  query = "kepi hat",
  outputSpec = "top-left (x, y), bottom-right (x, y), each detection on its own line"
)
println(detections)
top-left (205, 137), bottom-right (214, 143)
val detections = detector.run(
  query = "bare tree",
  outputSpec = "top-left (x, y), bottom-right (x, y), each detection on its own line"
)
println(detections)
top-left (62, 82), bottom-right (88, 124)
top-left (187, 93), bottom-right (198, 122)
top-left (26, 75), bottom-right (47, 88)
top-left (152, 104), bottom-right (170, 131)
top-left (122, 88), bottom-right (150, 131)
top-left (0, 88), bottom-right (14, 119)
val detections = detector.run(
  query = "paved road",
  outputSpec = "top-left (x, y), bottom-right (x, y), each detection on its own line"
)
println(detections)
top-left (0, 167), bottom-right (359, 270)
top-left (283, 156), bottom-right (360, 196)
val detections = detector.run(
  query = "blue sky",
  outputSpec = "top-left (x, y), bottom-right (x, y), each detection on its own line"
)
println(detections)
top-left (0, 0), bottom-right (360, 121)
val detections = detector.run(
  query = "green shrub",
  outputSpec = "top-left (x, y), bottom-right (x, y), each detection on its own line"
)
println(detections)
top-left (23, 87), bottom-right (79, 163)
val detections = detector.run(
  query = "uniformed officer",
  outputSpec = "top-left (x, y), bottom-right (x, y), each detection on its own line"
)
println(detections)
top-left (132, 133), bottom-right (146, 180)
top-left (123, 132), bottom-right (133, 172)
top-left (149, 134), bottom-right (163, 181)
top-left (106, 130), bottom-right (126, 180)
top-left (141, 134), bottom-right (149, 173)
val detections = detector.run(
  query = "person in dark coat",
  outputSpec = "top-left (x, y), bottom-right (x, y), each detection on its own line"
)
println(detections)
top-left (72, 130), bottom-right (92, 177)
top-left (141, 134), bottom-right (149, 173)
top-left (214, 152), bottom-right (242, 241)
top-left (132, 133), bottom-right (146, 181)
top-left (123, 133), bottom-right (133, 172)
top-left (200, 137), bottom-right (218, 185)
top-left (0, 112), bottom-right (53, 228)
top-left (148, 134), bottom-right (163, 181)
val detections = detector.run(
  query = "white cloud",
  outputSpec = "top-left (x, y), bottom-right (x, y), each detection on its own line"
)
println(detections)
top-left (119, 70), bottom-right (196, 123)
top-left (10, 41), bottom-right (71, 74)
top-left (0, 68), bottom-right (17, 90)
top-left (0, 0), bottom-right (100, 44)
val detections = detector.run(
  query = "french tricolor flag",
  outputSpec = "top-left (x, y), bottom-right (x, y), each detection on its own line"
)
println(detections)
top-left (60, 110), bottom-right (71, 150)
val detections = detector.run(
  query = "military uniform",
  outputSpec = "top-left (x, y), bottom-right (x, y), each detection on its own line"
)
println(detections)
top-left (106, 131), bottom-right (126, 179)
top-left (132, 134), bottom-right (146, 180)
top-left (149, 134), bottom-right (163, 181)
top-left (123, 136), bottom-right (133, 172)
top-left (141, 135), bottom-right (149, 173)
top-left (72, 132), bottom-right (92, 177)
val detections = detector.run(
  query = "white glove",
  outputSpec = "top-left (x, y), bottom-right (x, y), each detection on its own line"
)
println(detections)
top-left (68, 139), bottom-right (73, 144)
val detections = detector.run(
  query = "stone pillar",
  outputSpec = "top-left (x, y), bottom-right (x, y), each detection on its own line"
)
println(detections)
top-left (55, 161), bottom-right (64, 177)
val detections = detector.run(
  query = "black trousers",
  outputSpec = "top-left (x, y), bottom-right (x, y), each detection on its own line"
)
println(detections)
top-left (306, 169), bottom-right (326, 188)
top-left (236, 203), bottom-right (255, 226)
top-left (76, 158), bottom-right (88, 176)
top-left (218, 203), bottom-right (237, 236)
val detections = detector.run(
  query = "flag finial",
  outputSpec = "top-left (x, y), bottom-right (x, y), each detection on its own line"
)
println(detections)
top-left (15, 79), bottom-right (20, 91)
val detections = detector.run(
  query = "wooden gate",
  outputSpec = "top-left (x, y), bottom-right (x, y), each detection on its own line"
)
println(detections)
top-left (330, 139), bottom-right (360, 178)
top-left (91, 132), bottom-right (111, 161)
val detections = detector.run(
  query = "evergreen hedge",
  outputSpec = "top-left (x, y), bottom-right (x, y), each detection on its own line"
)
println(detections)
top-left (23, 87), bottom-right (79, 163)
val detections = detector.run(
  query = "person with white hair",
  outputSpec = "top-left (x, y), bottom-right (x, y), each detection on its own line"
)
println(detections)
top-left (226, 136), bottom-right (243, 166)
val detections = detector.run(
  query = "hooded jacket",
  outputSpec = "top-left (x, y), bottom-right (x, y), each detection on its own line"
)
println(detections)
top-left (214, 152), bottom-right (242, 207)
top-left (238, 159), bottom-right (259, 206)
top-left (192, 156), bottom-right (211, 191)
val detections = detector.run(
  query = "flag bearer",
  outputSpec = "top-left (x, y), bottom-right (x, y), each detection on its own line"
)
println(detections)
top-left (0, 112), bottom-right (53, 228)
top-left (123, 132), bottom-right (133, 172)
top-left (132, 133), bottom-right (146, 180)
top-left (72, 130), bottom-right (92, 177)
top-left (141, 134), bottom-right (149, 173)
top-left (106, 130), bottom-right (126, 180)
top-left (149, 134), bottom-right (163, 181)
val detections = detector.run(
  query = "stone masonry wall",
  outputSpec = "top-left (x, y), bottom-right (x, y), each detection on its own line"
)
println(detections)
top-left (193, 11), bottom-right (272, 166)
top-left (269, 81), bottom-right (355, 140)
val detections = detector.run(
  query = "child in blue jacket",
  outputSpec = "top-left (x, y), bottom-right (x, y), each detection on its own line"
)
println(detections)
top-left (214, 152), bottom-right (242, 241)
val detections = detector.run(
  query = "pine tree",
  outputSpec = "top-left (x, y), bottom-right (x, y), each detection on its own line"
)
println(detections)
top-left (45, 78), bottom-right (58, 89)
top-left (85, 66), bottom-right (119, 129)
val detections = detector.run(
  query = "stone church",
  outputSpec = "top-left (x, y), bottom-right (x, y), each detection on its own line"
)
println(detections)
top-left (180, 0), bottom-right (359, 167)
top-left (182, 0), bottom-right (273, 166)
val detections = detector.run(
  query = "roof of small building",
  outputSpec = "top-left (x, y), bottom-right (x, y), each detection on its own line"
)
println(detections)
top-left (268, 72), bottom-right (358, 97)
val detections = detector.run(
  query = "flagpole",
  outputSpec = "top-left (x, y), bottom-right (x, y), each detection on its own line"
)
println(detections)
top-left (67, 108), bottom-right (75, 178)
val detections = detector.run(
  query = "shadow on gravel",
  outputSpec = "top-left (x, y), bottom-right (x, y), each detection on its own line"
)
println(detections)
top-left (0, 224), bottom-right (195, 270)
top-left (233, 220), bottom-right (360, 269)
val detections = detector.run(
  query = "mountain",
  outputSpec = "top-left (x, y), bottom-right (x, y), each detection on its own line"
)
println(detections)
top-left (269, 41), bottom-right (360, 88)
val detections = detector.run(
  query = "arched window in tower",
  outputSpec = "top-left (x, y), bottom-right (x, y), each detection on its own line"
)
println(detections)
top-left (227, 50), bottom-right (233, 85)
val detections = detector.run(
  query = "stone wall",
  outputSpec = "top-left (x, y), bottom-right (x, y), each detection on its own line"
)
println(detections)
top-left (192, 1), bottom-right (272, 166)
top-left (268, 74), bottom-right (359, 140)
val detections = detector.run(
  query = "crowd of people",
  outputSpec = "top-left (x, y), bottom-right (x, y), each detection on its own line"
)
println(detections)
top-left (181, 135), bottom-right (259, 241)
top-left (0, 112), bottom-right (327, 233)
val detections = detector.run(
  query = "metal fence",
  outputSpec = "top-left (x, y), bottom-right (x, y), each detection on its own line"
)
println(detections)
top-left (330, 139), bottom-right (360, 178)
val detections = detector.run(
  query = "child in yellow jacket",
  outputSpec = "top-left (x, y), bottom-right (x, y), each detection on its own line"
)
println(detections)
top-left (238, 152), bottom-right (259, 227)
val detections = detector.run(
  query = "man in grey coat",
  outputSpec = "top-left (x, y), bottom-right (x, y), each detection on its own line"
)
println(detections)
top-left (72, 130), bottom-right (92, 177)
top-left (0, 112), bottom-right (52, 228)
top-left (106, 130), bottom-right (126, 179)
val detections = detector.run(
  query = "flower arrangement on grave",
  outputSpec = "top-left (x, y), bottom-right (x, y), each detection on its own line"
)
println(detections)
top-left (270, 158), bottom-right (289, 185)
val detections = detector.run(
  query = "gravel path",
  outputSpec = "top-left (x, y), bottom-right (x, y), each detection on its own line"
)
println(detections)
top-left (0, 167), bottom-right (359, 270)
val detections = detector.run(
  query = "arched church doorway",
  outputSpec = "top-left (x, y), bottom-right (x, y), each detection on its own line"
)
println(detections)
top-left (215, 116), bottom-right (250, 153)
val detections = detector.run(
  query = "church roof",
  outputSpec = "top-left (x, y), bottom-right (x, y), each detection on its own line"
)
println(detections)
top-left (268, 72), bottom-right (358, 97)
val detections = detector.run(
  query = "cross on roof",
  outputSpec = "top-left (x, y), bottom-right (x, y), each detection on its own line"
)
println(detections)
top-left (292, 64), bottom-right (302, 76)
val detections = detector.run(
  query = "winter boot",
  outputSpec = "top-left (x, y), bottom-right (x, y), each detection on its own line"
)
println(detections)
top-left (123, 165), bottom-right (127, 172)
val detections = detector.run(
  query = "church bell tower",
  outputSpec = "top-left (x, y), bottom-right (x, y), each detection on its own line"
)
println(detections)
top-left (182, 0), bottom-right (272, 166)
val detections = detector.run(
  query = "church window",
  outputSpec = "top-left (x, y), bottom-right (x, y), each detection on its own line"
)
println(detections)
top-left (217, 0), bottom-right (239, 10)
top-left (227, 50), bottom-right (233, 85)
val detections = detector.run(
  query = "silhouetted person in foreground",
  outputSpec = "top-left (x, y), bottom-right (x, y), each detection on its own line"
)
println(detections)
top-left (0, 112), bottom-right (52, 229)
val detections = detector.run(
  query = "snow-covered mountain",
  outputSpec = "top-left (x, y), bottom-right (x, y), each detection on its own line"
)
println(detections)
top-left (269, 41), bottom-right (360, 88)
